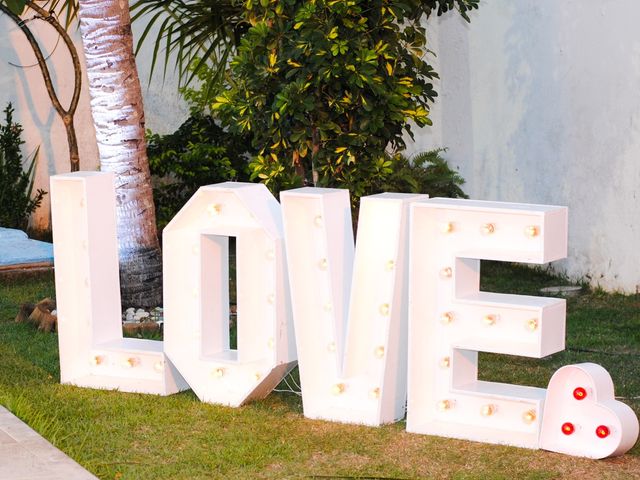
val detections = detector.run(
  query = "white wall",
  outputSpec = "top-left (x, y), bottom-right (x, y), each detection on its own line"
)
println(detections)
top-left (410, 0), bottom-right (640, 293)
top-left (0, 8), bottom-right (188, 232)
top-left (133, 14), bottom-right (190, 135)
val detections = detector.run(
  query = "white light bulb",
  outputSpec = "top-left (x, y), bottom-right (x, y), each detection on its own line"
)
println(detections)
top-left (441, 222), bottom-right (454, 233)
top-left (374, 346), bottom-right (385, 358)
top-left (331, 383), bottom-right (346, 395)
top-left (483, 314), bottom-right (497, 326)
top-left (318, 258), bottom-right (328, 270)
top-left (379, 303), bottom-right (390, 316)
top-left (122, 357), bottom-right (138, 368)
top-left (440, 356), bottom-right (450, 368)
top-left (440, 312), bottom-right (454, 324)
top-left (327, 342), bottom-right (336, 352)
top-left (440, 267), bottom-right (453, 279)
top-left (207, 203), bottom-right (222, 216)
top-left (527, 318), bottom-right (539, 331)
top-left (213, 367), bottom-right (225, 378)
top-left (385, 260), bottom-right (395, 271)
top-left (153, 361), bottom-right (164, 372)
top-left (481, 404), bottom-right (497, 417)
top-left (522, 409), bottom-right (537, 424)
top-left (314, 215), bottom-right (323, 227)
top-left (90, 355), bottom-right (104, 366)
top-left (481, 223), bottom-right (495, 235)
top-left (524, 225), bottom-right (539, 238)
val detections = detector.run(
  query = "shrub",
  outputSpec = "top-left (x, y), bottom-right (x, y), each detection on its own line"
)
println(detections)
top-left (212, 0), bottom-right (479, 199)
top-left (0, 103), bottom-right (46, 230)
top-left (380, 149), bottom-right (468, 199)
top-left (146, 113), bottom-right (254, 230)
top-left (342, 148), bottom-right (467, 227)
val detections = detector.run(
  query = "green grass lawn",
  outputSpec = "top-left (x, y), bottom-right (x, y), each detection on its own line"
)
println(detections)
top-left (1, 263), bottom-right (639, 479)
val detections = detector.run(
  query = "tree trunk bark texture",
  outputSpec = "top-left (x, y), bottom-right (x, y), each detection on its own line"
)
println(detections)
top-left (77, 0), bottom-right (162, 307)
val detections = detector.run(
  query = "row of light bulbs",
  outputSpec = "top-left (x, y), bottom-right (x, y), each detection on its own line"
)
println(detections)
top-left (314, 210), bottom-right (393, 395)
top-left (91, 355), bottom-right (164, 372)
top-left (319, 208), bottom-right (391, 400)
top-left (330, 382), bottom-right (381, 400)
top-left (440, 221), bottom-right (540, 238)
top-left (211, 367), bottom-right (263, 382)
top-left (436, 399), bottom-right (538, 425)
top-left (440, 310), bottom-right (539, 331)
top-left (436, 218), bottom-right (544, 428)
top-left (561, 422), bottom-right (611, 438)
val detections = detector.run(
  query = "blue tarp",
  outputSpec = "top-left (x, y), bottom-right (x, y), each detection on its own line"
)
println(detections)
top-left (0, 228), bottom-right (54, 266)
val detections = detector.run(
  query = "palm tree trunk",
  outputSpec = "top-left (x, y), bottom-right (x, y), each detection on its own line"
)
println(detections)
top-left (77, 0), bottom-right (162, 307)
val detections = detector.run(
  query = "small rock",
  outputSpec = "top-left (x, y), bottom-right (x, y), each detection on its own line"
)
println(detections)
top-left (540, 285), bottom-right (583, 297)
top-left (125, 307), bottom-right (135, 314)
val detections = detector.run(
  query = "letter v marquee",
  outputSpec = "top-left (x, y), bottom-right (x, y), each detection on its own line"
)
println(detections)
top-left (281, 188), bottom-right (426, 425)
top-left (407, 198), bottom-right (568, 448)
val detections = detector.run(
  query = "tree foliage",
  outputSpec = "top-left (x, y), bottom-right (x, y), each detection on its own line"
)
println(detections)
top-left (380, 148), bottom-right (467, 199)
top-left (147, 113), bottom-right (253, 230)
top-left (131, 0), bottom-right (246, 90)
top-left (0, 104), bottom-right (46, 230)
top-left (211, 0), bottom-right (478, 198)
top-left (1, 0), bottom-right (78, 26)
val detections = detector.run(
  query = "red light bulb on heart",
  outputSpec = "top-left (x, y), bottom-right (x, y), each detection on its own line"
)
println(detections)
top-left (573, 387), bottom-right (587, 400)
top-left (561, 422), bottom-right (575, 435)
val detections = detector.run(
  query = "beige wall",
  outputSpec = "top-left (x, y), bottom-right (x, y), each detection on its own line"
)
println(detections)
top-left (0, 13), bottom-right (99, 232)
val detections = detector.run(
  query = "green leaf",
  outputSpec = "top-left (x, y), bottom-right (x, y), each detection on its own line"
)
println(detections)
top-left (5, 0), bottom-right (27, 15)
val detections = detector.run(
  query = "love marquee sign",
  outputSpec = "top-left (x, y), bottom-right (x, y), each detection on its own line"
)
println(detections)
top-left (49, 172), bottom-right (639, 459)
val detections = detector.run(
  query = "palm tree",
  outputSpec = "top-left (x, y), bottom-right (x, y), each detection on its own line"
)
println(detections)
top-left (75, 0), bottom-right (243, 306)
top-left (75, 0), bottom-right (162, 307)
top-left (130, 0), bottom-right (244, 100)
top-left (3, 0), bottom-right (241, 307)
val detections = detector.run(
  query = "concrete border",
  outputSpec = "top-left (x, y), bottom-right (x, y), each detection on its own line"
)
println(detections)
top-left (0, 406), bottom-right (97, 480)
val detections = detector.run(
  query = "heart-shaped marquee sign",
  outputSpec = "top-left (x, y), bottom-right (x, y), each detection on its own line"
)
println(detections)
top-left (540, 363), bottom-right (639, 459)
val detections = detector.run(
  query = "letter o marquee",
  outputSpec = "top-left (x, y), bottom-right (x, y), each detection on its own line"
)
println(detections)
top-left (163, 183), bottom-right (296, 406)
